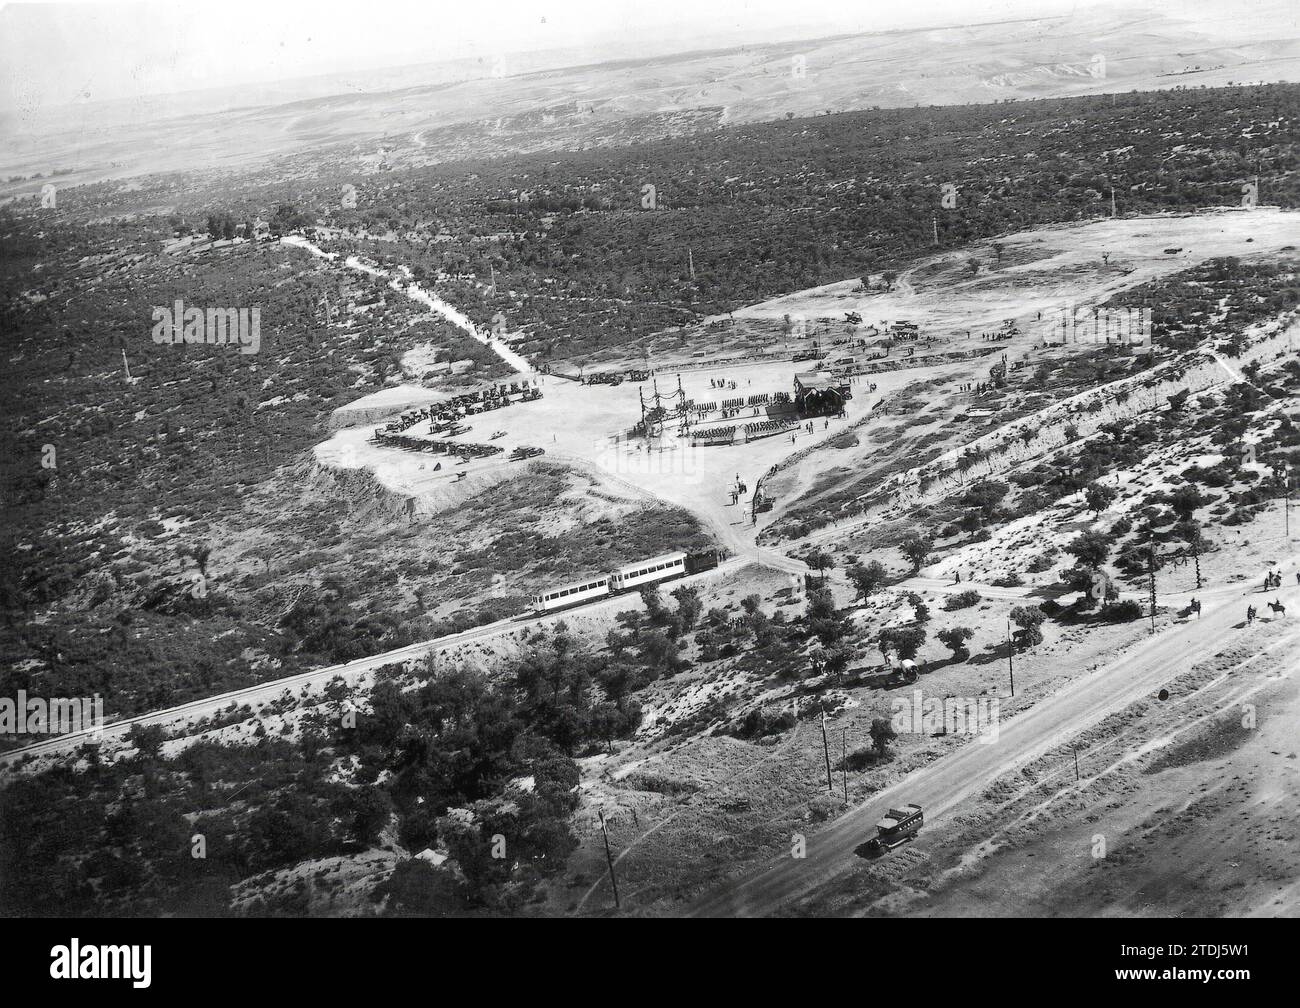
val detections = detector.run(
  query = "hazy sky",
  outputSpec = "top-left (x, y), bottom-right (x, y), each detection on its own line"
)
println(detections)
top-left (0, 0), bottom-right (1277, 115)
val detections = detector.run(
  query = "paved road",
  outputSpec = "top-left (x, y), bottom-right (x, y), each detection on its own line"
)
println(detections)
top-left (685, 571), bottom-right (1298, 916)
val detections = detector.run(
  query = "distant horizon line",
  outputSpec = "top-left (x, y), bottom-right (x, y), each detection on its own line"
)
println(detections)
top-left (8, 10), bottom-right (1075, 123)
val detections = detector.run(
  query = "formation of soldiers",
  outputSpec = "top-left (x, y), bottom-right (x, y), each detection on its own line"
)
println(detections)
top-left (690, 418), bottom-right (797, 445)
top-left (745, 418), bottom-right (791, 437)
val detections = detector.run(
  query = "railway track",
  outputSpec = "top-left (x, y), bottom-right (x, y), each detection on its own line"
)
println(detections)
top-left (0, 557), bottom-right (754, 775)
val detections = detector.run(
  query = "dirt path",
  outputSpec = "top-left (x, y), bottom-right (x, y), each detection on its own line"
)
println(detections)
top-left (281, 234), bottom-right (532, 374)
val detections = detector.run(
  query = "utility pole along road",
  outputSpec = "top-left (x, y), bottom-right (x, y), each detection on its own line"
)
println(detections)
top-left (686, 577), bottom-right (1297, 917)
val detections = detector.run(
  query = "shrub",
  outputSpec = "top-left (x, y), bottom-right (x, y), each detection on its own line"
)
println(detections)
top-left (1107, 599), bottom-right (1143, 622)
top-left (841, 745), bottom-right (880, 771)
top-left (808, 795), bottom-right (842, 821)
top-left (943, 589), bottom-right (982, 610)
top-left (732, 706), bottom-right (797, 740)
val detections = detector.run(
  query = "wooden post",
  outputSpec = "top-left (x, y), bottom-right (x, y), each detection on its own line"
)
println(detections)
top-left (820, 705), bottom-right (833, 794)
top-left (841, 728), bottom-right (848, 803)
top-left (598, 810), bottom-right (620, 910)
top-left (1006, 618), bottom-right (1015, 697)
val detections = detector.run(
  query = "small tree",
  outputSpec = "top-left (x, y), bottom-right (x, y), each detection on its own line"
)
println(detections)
top-left (899, 531), bottom-right (934, 573)
top-left (605, 629), bottom-right (632, 658)
top-left (905, 592), bottom-right (930, 623)
top-left (806, 588), bottom-right (848, 645)
top-left (879, 625), bottom-right (926, 661)
top-left (640, 628), bottom-right (679, 671)
top-left (1083, 481), bottom-right (1117, 517)
top-left (1010, 606), bottom-right (1045, 650)
top-left (671, 585), bottom-right (702, 629)
top-left (1065, 530), bottom-right (1114, 569)
top-left (847, 559), bottom-right (887, 603)
top-left (805, 548), bottom-right (835, 585)
top-left (869, 717), bottom-right (897, 758)
top-left (640, 586), bottom-right (668, 625)
top-left (936, 626), bottom-right (974, 660)
top-left (1170, 485), bottom-right (1207, 522)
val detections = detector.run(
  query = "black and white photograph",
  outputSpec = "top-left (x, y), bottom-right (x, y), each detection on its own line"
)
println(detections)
top-left (0, 0), bottom-right (1297, 948)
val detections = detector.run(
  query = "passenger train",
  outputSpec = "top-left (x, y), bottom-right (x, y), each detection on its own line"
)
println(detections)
top-left (532, 548), bottom-right (722, 614)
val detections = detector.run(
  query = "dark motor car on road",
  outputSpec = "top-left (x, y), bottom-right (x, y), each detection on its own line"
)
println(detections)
top-left (866, 804), bottom-right (924, 855)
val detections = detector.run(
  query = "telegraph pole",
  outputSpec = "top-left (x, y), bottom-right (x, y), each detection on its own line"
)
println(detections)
top-left (597, 810), bottom-right (620, 910)
top-left (1147, 538), bottom-right (1159, 634)
top-left (841, 728), bottom-right (849, 803)
top-left (1006, 618), bottom-right (1015, 697)
top-left (1074, 748), bottom-right (1080, 781)
top-left (820, 704), bottom-right (833, 794)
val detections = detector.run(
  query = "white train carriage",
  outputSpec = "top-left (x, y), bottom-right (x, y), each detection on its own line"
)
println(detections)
top-left (609, 551), bottom-right (687, 593)
top-left (531, 551), bottom-right (698, 616)
top-left (532, 576), bottom-right (611, 614)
